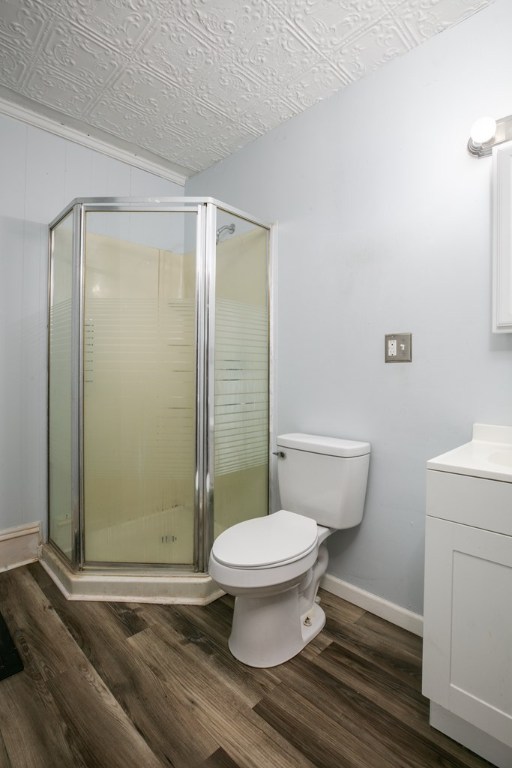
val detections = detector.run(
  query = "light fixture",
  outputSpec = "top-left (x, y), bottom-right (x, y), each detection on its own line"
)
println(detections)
top-left (470, 116), bottom-right (496, 146)
top-left (468, 114), bottom-right (512, 157)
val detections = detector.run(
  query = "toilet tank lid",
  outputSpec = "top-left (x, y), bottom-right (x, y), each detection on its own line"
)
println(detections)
top-left (277, 433), bottom-right (371, 458)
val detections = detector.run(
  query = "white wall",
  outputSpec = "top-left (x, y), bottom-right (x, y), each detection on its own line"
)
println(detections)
top-left (0, 113), bottom-right (183, 536)
top-left (187, 0), bottom-right (512, 615)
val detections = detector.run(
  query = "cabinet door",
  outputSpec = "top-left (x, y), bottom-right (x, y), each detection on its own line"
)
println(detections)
top-left (422, 516), bottom-right (512, 747)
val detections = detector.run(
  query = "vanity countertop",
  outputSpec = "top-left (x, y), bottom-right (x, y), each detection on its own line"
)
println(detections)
top-left (427, 423), bottom-right (512, 483)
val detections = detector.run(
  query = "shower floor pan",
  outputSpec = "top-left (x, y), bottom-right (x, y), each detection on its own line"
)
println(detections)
top-left (39, 544), bottom-right (223, 605)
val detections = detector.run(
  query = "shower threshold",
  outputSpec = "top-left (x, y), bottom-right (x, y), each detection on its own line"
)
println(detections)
top-left (39, 545), bottom-right (223, 605)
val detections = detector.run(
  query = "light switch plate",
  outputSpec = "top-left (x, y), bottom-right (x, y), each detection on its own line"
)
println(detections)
top-left (385, 333), bottom-right (412, 363)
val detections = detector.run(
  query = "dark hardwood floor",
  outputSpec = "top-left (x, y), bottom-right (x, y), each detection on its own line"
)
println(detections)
top-left (0, 563), bottom-right (494, 768)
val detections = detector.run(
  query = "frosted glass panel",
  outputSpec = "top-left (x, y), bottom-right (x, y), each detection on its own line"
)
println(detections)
top-left (48, 212), bottom-right (74, 559)
top-left (214, 214), bottom-right (269, 537)
top-left (83, 212), bottom-right (197, 564)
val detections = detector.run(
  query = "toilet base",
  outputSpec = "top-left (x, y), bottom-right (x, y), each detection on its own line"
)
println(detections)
top-left (228, 585), bottom-right (326, 668)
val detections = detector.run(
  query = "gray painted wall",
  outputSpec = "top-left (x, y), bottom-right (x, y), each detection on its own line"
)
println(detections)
top-left (0, 113), bottom-right (183, 536)
top-left (187, 0), bottom-right (512, 615)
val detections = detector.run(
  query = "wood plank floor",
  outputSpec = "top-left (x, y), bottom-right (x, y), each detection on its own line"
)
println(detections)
top-left (0, 563), bottom-right (495, 768)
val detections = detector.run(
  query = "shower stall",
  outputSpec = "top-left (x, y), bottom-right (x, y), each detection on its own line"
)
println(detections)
top-left (43, 197), bottom-right (272, 603)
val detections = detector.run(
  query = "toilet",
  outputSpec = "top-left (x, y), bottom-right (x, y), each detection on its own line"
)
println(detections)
top-left (209, 432), bottom-right (371, 667)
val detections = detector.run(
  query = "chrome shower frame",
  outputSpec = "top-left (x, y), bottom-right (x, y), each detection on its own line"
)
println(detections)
top-left (46, 196), bottom-right (274, 597)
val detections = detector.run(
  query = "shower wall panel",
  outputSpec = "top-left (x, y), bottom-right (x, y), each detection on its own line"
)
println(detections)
top-left (48, 212), bottom-right (74, 558)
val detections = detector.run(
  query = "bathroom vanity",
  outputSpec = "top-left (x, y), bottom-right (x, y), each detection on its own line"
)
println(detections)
top-left (423, 424), bottom-right (512, 768)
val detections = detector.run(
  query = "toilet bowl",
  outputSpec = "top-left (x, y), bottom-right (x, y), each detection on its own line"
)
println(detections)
top-left (209, 433), bottom-right (370, 668)
top-left (210, 510), bottom-right (331, 667)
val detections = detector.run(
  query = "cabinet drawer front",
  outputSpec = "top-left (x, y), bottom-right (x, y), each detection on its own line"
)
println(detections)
top-left (422, 517), bottom-right (512, 747)
top-left (427, 470), bottom-right (512, 535)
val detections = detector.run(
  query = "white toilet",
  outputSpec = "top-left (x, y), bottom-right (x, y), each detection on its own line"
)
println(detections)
top-left (209, 432), bottom-right (371, 667)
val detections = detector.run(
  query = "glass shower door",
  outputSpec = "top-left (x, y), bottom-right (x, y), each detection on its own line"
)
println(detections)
top-left (82, 210), bottom-right (198, 565)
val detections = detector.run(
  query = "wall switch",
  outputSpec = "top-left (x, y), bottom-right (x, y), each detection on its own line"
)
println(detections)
top-left (385, 333), bottom-right (412, 363)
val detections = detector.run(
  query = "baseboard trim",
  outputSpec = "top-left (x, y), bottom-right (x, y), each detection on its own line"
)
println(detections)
top-left (321, 573), bottom-right (423, 637)
top-left (0, 527), bottom-right (424, 630)
top-left (0, 523), bottom-right (41, 572)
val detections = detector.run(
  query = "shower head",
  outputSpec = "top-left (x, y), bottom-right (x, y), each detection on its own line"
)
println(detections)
top-left (216, 223), bottom-right (235, 244)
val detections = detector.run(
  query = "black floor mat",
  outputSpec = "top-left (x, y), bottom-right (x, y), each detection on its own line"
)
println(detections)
top-left (0, 612), bottom-right (23, 681)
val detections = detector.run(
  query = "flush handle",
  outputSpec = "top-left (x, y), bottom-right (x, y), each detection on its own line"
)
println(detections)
top-left (272, 451), bottom-right (286, 459)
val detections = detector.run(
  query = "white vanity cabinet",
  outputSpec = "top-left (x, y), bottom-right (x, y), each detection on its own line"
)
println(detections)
top-left (423, 424), bottom-right (512, 768)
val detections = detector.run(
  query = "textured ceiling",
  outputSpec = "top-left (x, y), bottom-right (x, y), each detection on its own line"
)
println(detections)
top-left (0, 0), bottom-right (493, 178)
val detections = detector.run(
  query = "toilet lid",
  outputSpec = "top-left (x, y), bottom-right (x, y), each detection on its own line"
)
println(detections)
top-left (212, 510), bottom-right (318, 569)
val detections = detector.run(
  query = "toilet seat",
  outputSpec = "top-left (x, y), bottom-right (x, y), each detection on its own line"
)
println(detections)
top-left (212, 510), bottom-right (318, 569)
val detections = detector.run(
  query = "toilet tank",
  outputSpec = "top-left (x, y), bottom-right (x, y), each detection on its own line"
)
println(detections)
top-left (276, 433), bottom-right (371, 529)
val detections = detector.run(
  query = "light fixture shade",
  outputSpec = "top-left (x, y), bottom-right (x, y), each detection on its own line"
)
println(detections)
top-left (470, 116), bottom-right (497, 146)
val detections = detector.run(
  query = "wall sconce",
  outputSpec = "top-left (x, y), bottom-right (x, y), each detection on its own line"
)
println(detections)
top-left (468, 114), bottom-right (512, 157)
